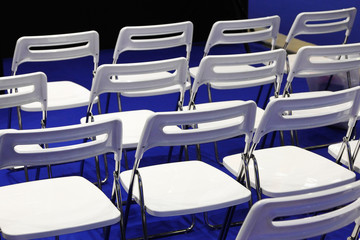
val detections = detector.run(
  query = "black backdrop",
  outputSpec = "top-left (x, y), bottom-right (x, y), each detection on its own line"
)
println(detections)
top-left (0, 0), bottom-right (247, 58)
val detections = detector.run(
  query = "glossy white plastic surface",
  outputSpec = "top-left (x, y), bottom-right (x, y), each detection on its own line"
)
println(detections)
top-left (113, 21), bottom-right (193, 61)
top-left (189, 50), bottom-right (286, 129)
top-left (0, 119), bottom-right (122, 239)
top-left (236, 180), bottom-right (360, 240)
top-left (12, 31), bottom-right (99, 112)
top-left (81, 110), bottom-right (154, 149)
top-left (85, 58), bottom-right (188, 150)
top-left (113, 22), bottom-right (193, 96)
top-left (284, 7), bottom-right (356, 73)
top-left (120, 161), bottom-right (251, 217)
top-left (224, 145), bottom-right (356, 197)
top-left (224, 87), bottom-right (360, 197)
top-left (0, 72), bottom-right (47, 112)
top-left (0, 176), bottom-right (120, 240)
top-left (287, 43), bottom-right (360, 81)
top-left (285, 8), bottom-right (356, 45)
top-left (191, 49), bottom-right (286, 98)
top-left (120, 100), bottom-right (256, 217)
top-left (190, 15), bottom-right (280, 78)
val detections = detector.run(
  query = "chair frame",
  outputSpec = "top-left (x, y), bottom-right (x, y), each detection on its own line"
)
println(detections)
top-left (282, 43), bottom-right (360, 149)
top-left (248, 86), bottom-right (360, 199)
top-left (119, 100), bottom-right (256, 240)
top-left (0, 119), bottom-right (123, 240)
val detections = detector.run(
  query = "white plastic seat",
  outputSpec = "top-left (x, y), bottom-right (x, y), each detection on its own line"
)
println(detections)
top-left (118, 100), bottom-right (256, 239)
top-left (110, 21), bottom-right (193, 100)
top-left (11, 31), bottom-right (99, 112)
top-left (284, 7), bottom-right (357, 77)
top-left (189, 16), bottom-right (280, 95)
top-left (0, 119), bottom-right (122, 240)
top-left (82, 57), bottom-right (188, 148)
top-left (236, 180), bottom-right (360, 240)
top-left (224, 86), bottom-right (360, 199)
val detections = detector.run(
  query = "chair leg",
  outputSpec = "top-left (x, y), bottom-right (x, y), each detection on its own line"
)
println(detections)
top-left (94, 155), bottom-right (102, 190)
top-left (348, 222), bottom-right (360, 240)
top-left (203, 212), bottom-right (243, 229)
top-left (218, 206), bottom-right (237, 240)
top-left (123, 150), bottom-right (130, 170)
top-left (213, 141), bottom-right (223, 165)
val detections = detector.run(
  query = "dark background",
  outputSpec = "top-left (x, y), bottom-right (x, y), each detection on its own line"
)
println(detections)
top-left (0, 0), bottom-right (247, 58)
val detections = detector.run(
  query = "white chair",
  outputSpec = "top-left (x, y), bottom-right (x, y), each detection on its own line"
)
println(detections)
top-left (118, 100), bottom-right (256, 239)
top-left (283, 7), bottom-right (357, 89)
top-left (82, 57), bottom-right (188, 169)
top-left (280, 42), bottom-right (360, 148)
top-left (223, 86), bottom-right (360, 200)
top-left (0, 72), bottom-right (48, 180)
top-left (189, 16), bottom-right (280, 106)
top-left (105, 21), bottom-right (193, 112)
top-left (0, 119), bottom-right (122, 240)
top-left (0, 72), bottom-right (47, 129)
top-left (236, 180), bottom-right (360, 240)
top-left (11, 30), bottom-right (99, 112)
top-left (188, 49), bottom-right (286, 163)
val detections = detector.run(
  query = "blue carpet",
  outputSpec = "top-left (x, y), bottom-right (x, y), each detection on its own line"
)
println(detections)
top-left (1, 25), bottom-right (360, 240)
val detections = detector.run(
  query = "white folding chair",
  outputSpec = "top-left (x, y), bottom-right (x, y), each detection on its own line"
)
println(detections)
top-left (118, 100), bottom-right (256, 239)
top-left (224, 86), bottom-right (360, 200)
top-left (0, 119), bottom-right (122, 240)
top-left (0, 72), bottom-right (47, 129)
top-left (82, 57), bottom-right (188, 169)
top-left (188, 49), bottom-right (286, 163)
top-left (282, 43), bottom-right (360, 148)
top-left (0, 72), bottom-right (48, 180)
top-left (236, 180), bottom-right (360, 240)
top-left (104, 21), bottom-right (193, 112)
top-left (12, 30), bottom-right (99, 112)
top-left (283, 7), bottom-right (357, 89)
top-left (189, 16), bottom-right (280, 106)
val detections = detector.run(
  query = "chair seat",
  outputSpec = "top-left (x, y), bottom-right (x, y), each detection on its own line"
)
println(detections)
top-left (328, 140), bottom-right (360, 172)
top-left (223, 145), bottom-right (356, 197)
top-left (190, 101), bottom-right (264, 129)
top-left (120, 160), bottom-right (251, 217)
top-left (21, 81), bottom-right (95, 111)
top-left (190, 65), bottom-right (275, 89)
top-left (0, 176), bottom-right (120, 240)
top-left (81, 110), bottom-right (154, 149)
top-left (116, 72), bottom-right (191, 97)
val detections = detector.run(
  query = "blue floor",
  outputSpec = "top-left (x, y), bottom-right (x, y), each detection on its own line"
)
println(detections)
top-left (1, 40), bottom-right (360, 240)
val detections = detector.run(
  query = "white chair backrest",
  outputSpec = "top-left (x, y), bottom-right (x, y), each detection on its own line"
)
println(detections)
top-left (286, 43), bottom-right (360, 90)
top-left (285, 7), bottom-right (357, 47)
top-left (236, 180), bottom-right (360, 240)
top-left (190, 49), bottom-right (286, 103)
top-left (113, 21), bottom-right (193, 63)
top-left (252, 86), bottom-right (360, 145)
top-left (11, 31), bottom-right (99, 74)
top-left (135, 100), bottom-right (257, 160)
top-left (87, 57), bottom-right (188, 114)
top-left (0, 119), bottom-right (122, 169)
top-left (203, 16), bottom-right (280, 55)
top-left (0, 72), bottom-right (47, 112)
